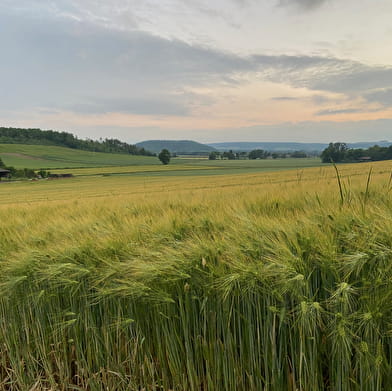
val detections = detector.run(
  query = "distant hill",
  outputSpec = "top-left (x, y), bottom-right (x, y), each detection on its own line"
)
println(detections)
top-left (349, 141), bottom-right (392, 149)
top-left (0, 127), bottom-right (154, 156)
top-left (136, 140), bottom-right (216, 154)
top-left (209, 141), bottom-right (392, 152)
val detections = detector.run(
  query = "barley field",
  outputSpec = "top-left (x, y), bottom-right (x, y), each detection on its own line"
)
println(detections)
top-left (1, 161), bottom-right (392, 390)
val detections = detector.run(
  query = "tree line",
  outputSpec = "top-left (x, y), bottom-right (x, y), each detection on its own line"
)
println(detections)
top-left (321, 142), bottom-right (392, 163)
top-left (208, 149), bottom-right (309, 160)
top-left (0, 127), bottom-right (154, 156)
top-left (0, 157), bottom-right (43, 179)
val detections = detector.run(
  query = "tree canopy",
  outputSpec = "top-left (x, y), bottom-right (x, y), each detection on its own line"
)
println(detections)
top-left (320, 143), bottom-right (348, 163)
top-left (0, 127), bottom-right (154, 156)
top-left (248, 149), bottom-right (268, 159)
top-left (158, 149), bottom-right (171, 165)
top-left (321, 142), bottom-right (392, 163)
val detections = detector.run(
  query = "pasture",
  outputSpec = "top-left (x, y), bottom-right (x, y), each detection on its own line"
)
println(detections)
top-left (0, 159), bottom-right (392, 390)
top-left (0, 144), bottom-right (157, 169)
top-left (0, 144), bottom-right (323, 176)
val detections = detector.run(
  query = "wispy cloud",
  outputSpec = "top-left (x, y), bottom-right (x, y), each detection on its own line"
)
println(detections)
top-left (315, 108), bottom-right (363, 116)
top-left (271, 96), bottom-right (299, 101)
top-left (251, 55), bottom-right (392, 107)
top-left (278, 0), bottom-right (329, 10)
top-left (365, 88), bottom-right (392, 107)
top-left (2, 6), bottom-right (391, 118)
top-left (0, 10), bottom-right (253, 116)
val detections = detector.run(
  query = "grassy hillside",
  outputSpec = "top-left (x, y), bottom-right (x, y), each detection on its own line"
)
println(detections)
top-left (0, 161), bottom-right (392, 390)
top-left (0, 144), bottom-right (157, 169)
top-left (0, 127), bottom-right (153, 156)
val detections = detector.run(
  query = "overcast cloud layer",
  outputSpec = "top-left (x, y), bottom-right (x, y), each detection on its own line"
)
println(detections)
top-left (1, 0), bottom-right (392, 142)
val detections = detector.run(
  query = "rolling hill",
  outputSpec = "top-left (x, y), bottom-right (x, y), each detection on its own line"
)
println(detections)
top-left (136, 140), bottom-right (216, 154)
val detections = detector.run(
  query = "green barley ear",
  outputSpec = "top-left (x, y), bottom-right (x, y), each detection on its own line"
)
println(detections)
top-left (362, 167), bottom-right (372, 213)
top-left (332, 161), bottom-right (344, 205)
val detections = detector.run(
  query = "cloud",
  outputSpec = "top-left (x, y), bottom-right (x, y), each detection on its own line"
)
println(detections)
top-left (311, 66), bottom-right (392, 95)
top-left (315, 108), bottom-right (363, 116)
top-left (66, 97), bottom-right (190, 116)
top-left (0, 9), bottom-right (253, 116)
top-left (196, 118), bottom-right (392, 143)
top-left (365, 88), bottom-right (392, 107)
top-left (231, 0), bottom-right (254, 7)
top-left (1, 1), bottom-right (392, 120)
top-left (278, 0), bottom-right (328, 10)
top-left (250, 54), bottom-right (392, 107)
top-left (311, 94), bottom-right (339, 105)
top-left (271, 96), bottom-right (299, 101)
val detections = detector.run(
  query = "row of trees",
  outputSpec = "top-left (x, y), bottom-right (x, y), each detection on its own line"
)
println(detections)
top-left (208, 149), bottom-right (308, 160)
top-left (0, 158), bottom-right (50, 179)
top-left (0, 127), bottom-right (154, 156)
top-left (157, 148), bottom-right (310, 165)
top-left (321, 142), bottom-right (392, 163)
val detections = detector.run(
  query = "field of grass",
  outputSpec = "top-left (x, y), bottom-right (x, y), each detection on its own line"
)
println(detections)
top-left (0, 143), bottom-right (324, 177)
top-left (0, 160), bottom-right (392, 390)
top-left (47, 158), bottom-right (324, 177)
top-left (47, 164), bottom-right (220, 178)
top-left (0, 144), bottom-right (157, 169)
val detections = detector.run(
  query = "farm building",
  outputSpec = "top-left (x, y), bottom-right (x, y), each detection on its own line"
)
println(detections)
top-left (0, 168), bottom-right (10, 180)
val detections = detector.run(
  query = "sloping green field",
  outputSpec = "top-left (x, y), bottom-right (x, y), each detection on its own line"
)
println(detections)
top-left (0, 144), bottom-right (157, 168)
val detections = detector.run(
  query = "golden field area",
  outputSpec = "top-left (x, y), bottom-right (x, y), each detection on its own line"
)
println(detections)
top-left (0, 160), bottom-right (392, 390)
top-left (0, 160), bottom-right (382, 205)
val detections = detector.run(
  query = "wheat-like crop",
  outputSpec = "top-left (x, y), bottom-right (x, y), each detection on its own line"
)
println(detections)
top-left (0, 161), bottom-right (391, 390)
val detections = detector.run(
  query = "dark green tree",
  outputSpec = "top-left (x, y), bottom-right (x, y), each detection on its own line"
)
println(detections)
top-left (222, 150), bottom-right (236, 160)
top-left (249, 149), bottom-right (268, 159)
top-left (158, 149), bottom-right (171, 165)
top-left (290, 151), bottom-right (307, 158)
top-left (0, 157), bottom-right (5, 168)
top-left (37, 169), bottom-right (50, 178)
top-left (321, 142), bottom-right (348, 163)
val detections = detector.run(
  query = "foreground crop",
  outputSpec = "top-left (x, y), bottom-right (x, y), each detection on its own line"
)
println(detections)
top-left (0, 162), bottom-right (392, 390)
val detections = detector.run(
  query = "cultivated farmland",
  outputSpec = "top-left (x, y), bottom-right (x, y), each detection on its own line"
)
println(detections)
top-left (0, 160), bottom-right (392, 390)
top-left (0, 144), bottom-right (157, 169)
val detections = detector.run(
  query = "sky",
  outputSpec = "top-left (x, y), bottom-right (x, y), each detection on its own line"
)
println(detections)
top-left (1, 0), bottom-right (392, 143)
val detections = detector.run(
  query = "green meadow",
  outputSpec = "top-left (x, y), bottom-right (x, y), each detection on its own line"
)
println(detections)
top-left (0, 143), bottom-right (323, 178)
top-left (0, 144), bottom-right (157, 169)
top-left (0, 146), bottom-right (392, 390)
